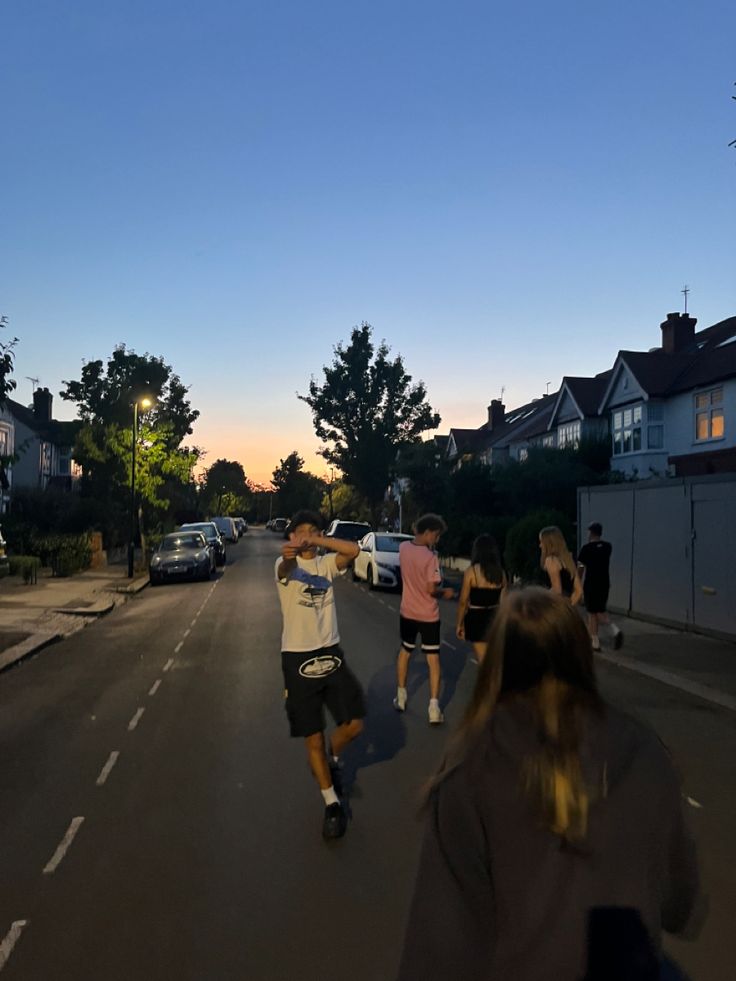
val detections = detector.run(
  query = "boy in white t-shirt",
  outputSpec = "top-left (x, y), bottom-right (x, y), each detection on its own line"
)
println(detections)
top-left (275, 510), bottom-right (365, 840)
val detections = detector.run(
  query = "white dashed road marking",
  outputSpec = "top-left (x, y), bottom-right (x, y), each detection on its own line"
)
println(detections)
top-left (96, 751), bottom-right (120, 786)
top-left (686, 796), bottom-right (703, 809)
top-left (190, 619), bottom-right (197, 627)
top-left (128, 707), bottom-right (145, 731)
top-left (183, 629), bottom-right (191, 638)
top-left (43, 817), bottom-right (84, 875)
top-left (174, 642), bottom-right (183, 653)
top-left (442, 641), bottom-right (457, 651)
top-left (163, 658), bottom-right (174, 672)
top-left (387, 604), bottom-right (397, 612)
top-left (148, 679), bottom-right (161, 697)
top-left (0, 920), bottom-right (29, 972)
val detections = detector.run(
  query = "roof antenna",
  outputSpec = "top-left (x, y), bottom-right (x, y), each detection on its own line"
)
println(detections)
top-left (499, 385), bottom-right (506, 402)
top-left (681, 284), bottom-right (690, 314)
top-left (26, 376), bottom-right (40, 393)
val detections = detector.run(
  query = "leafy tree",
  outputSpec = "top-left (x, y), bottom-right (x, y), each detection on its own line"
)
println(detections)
top-left (321, 480), bottom-right (371, 522)
top-left (0, 315), bottom-right (18, 409)
top-left (271, 451), bottom-right (325, 517)
top-left (299, 324), bottom-right (440, 523)
top-left (201, 458), bottom-right (251, 515)
top-left (60, 345), bottom-right (200, 550)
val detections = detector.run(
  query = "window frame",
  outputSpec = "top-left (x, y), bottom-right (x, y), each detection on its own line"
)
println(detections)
top-left (693, 387), bottom-right (724, 443)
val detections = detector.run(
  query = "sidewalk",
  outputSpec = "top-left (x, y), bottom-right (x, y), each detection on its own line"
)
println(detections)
top-left (595, 613), bottom-right (736, 712)
top-left (0, 565), bottom-right (149, 671)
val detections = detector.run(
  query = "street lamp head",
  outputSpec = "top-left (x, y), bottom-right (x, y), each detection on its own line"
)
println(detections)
top-left (139, 397), bottom-right (153, 409)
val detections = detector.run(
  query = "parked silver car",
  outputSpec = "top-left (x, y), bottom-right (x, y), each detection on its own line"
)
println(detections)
top-left (149, 531), bottom-right (215, 585)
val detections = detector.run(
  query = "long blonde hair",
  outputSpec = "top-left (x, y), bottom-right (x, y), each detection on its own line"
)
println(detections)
top-left (429, 587), bottom-right (603, 842)
top-left (539, 525), bottom-right (577, 580)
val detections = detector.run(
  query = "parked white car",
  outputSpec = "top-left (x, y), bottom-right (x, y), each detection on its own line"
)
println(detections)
top-left (353, 532), bottom-right (413, 590)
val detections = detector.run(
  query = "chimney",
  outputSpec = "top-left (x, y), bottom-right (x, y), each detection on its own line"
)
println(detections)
top-left (33, 387), bottom-right (53, 423)
top-left (487, 399), bottom-right (506, 430)
top-left (660, 312), bottom-right (696, 354)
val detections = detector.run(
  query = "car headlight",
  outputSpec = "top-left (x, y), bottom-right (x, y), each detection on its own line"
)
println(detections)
top-left (151, 556), bottom-right (161, 566)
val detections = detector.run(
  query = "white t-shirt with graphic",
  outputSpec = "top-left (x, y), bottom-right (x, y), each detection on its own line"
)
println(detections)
top-left (275, 552), bottom-right (346, 652)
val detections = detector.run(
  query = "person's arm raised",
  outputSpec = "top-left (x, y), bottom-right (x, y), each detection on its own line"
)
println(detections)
top-left (308, 534), bottom-right (360, 571)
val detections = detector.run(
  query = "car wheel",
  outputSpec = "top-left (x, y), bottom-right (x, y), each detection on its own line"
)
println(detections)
top-left (352, 564), bottom-right (359, 582)
top-left (149, 573), bottom-right (159, 586)
top-left (367, 564), bottom-right (375, 590)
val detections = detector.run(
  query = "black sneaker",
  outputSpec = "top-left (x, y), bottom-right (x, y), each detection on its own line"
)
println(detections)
top-left (329, 760), bottom-right (344, 798)
top-left (323, 802), bottom-right (347, 840)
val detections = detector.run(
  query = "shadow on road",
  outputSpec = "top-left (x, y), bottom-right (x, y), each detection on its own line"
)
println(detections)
top-left (342, 633), bottom-right (470, 793)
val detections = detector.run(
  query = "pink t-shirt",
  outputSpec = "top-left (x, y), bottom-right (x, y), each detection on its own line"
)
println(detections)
top-left (399, 540), bottom-right (442, 621)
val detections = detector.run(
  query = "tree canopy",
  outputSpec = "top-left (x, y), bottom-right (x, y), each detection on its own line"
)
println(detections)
top-left (60, 345), bottom-right (200, 546)
top-left (0, 315), bottom-right (18, 409)
top-left (271, 451), bottom-right (324, 517)
top-left (299, 324), bottom-right (440, 518)
top-left (201, 458), bottom-right (251, 516)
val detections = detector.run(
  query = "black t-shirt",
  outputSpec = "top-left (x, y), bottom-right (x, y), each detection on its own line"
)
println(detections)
top-left (577, 540), bottom-right (612, 587)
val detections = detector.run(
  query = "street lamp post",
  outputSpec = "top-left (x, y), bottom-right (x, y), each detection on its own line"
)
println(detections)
top-left (128, 397), bottom-right (152, 578)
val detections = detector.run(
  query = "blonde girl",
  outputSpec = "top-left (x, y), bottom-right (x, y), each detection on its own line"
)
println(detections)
top-left (539, 525), bottom-right (583, 605)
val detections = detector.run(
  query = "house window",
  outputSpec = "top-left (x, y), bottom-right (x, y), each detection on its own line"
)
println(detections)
top-left (558, 421), bottom-right (581, 449)
top-left (612, 404), bottom-right (643, 455)
top-left (542, 434), bottom-right (555, 448)
top-left (518, 447), bottom-right (528, 462)
top-left (58, 447), bottom-right (71, 476)
top-left (694, 388), bottom-right (724, 441)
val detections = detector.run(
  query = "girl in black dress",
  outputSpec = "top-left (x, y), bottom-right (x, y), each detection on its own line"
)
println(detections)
top-left (456, 534), bottom-right (507, 661)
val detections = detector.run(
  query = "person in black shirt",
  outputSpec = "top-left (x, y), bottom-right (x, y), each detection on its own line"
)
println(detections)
top-left (577, 522), bottom-right (623, 651)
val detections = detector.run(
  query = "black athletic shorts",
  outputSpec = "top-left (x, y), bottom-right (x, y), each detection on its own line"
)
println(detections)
top-left (281, 645), bottom-right (366, 738)
top-left (399, 616), bottom-right (441, 653)
top-left (584, 585), bottom-right (610, 615)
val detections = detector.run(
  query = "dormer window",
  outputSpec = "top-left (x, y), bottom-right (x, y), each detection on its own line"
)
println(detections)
top-left (694, 388), bottom-right (724, 442)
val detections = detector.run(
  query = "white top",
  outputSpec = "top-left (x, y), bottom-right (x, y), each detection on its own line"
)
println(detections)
top-left (275, 552), bottom-right (345, 652)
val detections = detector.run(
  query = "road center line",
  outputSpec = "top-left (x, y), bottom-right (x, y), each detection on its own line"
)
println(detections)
top-left (174, 641), bottom-right (183, 653)
top-left (387, 604), bottom-right (396, 612)
top-left (190, 619), bottom-right (197, 627)
top-left (43, 817), bottom-right (84, 875)
top-left (148, 679), bottom-right (162, 697)
top-left (128, 707), bottom-right (145, 731)
top-left (163, 658), bottom-right (174, 672)
top-left (96, 751), bottom-right (120, 786)
top-left (685, 796), bottom-right (704, 809)
top-left (442, 640), bottom-right (457, 651)
top-left (183, 629), bottom-right (191, 638)
top-left (0, 920), bottom-right (29, 972)
top-left (377, 598), bottom-right (385, 605)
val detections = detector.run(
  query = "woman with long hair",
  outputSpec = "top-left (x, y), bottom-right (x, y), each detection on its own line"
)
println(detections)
top-left (456, 534), bottom-right (507, 662)
top-left (397, 588), bottom-right (701, 981)
top-left (539, 525), bottom-right (583, 605)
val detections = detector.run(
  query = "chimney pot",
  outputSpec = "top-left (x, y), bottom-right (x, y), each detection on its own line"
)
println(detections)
top-left (487, 399), bottom-right (506, 430)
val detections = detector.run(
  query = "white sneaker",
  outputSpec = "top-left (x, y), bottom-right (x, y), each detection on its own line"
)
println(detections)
top-left (393, 688), bottom-right (407, 712)
top-left (428, 702), bottom-right (444, 725)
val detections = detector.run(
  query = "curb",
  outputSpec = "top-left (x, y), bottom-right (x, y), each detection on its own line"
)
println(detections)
top-left (108, 576), bottom-right (150, 595)
top-left (0, 631), bottom-right (62, 673)
top-left (50, 599), bottom-right (116, 616)
top-left (594, 648), bottom-right (736, 714)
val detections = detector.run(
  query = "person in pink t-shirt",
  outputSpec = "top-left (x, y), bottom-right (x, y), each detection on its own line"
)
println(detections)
top-left (394, 514), bottom-right (455, 724)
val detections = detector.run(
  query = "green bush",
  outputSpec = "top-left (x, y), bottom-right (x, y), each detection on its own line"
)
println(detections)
top-left (8, 555), bottom-right (42, 585)
top-left (504, 508), bottom-right (575, 584)
top-left (28, 533), bottom-right (92, 577)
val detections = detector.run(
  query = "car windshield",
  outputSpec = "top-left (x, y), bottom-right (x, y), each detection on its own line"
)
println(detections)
top-left (332, 523), bottom-right (371, 541)
top-left (375, 535), bottom-right (411, 552)
top-left (183, 524), bottom-right (218, 538)
top-left (162, 534), bottom-right (203, 551)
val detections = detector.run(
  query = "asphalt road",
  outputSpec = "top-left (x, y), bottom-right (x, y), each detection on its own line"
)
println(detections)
top-left (1, 529), bottom-right (734, 980)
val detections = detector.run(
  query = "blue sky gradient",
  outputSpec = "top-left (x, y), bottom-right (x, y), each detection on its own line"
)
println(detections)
top-left (2, 0), bottom-right (734, 482)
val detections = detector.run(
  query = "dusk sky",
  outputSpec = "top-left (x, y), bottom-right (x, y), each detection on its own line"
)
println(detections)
top-left (2, 0), bottom-right (734, 485)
